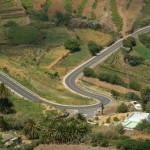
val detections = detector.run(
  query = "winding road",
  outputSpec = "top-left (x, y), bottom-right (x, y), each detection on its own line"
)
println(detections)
top-left (0, 25), bottom-right (150, 118)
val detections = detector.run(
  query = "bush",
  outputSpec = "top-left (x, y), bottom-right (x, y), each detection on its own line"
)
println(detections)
top-left (146, 101), bottom-right (150, 113)
top-left (113, 117), bottom-right (120, 122)
top-left (64, 39), bottom-right (80, 52)
top-left (139, 32), bottom-right (150, 49)
top-left (97, 73), bottom-right (126, 86)
top-left (83, 67), bottom-right (96, 77)
top-left (55, 11), bottom-right (71, 25)
top-left (88, 41), bottom-right (103, 56)
top-left (116, 139), bottom-right (150, 150)
top-left (124, 55), bottom-right (144, 66)
top-left (3, 21), bottom-right (18, 27)
top-left (135, 119), bottom-right (150, 133)
top-left (125, 92), bottom-right (140, 101)
top-left (111, 90), bottom-right (120, 99)
top-left (130, 81), bottom-right (141, 91)
top-left (106, 117), bottom-right (111, 123)
top-left (123, 37), bottom-right (136, 50)
top-left (91, 133), bottom-right (109, 147)
top-left (7, 25), bottom-right (44, 46)
top-left (117, 103), bottom-right (128, 113)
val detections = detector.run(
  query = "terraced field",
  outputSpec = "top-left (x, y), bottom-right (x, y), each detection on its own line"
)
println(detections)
top-left (0, 0), bottom-right (29, 26)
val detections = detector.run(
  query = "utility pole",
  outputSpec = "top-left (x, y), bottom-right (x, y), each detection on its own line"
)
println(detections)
top-left (125, 59), bottom-right (131, 100)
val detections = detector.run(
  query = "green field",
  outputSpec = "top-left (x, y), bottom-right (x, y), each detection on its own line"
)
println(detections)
top-left (134, 45), bottom-right (150, 61)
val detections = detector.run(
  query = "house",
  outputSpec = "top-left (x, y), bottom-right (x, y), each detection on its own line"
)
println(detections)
top-left (123, 112), bottom-right (150, 129)
top-left (2, 133), bottom-right (22, 147)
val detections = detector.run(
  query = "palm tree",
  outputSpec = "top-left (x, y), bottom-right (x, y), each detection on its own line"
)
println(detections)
top-left (0, 83), bottom-right (10, 99)
top-left (23, 119), bottom-right (40, 139)
top-left (40, 120), bottom-right (56, 143)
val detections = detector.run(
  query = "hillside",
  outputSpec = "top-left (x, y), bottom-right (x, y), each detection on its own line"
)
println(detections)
top-left (31, 0), bottom-right (146, 34)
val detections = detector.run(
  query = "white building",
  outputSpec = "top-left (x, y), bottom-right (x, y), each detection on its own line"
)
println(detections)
top-left (123, 112), bottom-right (150, 129)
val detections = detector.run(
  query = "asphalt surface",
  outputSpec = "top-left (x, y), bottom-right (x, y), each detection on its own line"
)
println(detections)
top-left (0, 26), bottom-right (150, 118)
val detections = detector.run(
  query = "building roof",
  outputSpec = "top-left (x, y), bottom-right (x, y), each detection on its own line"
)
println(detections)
top-left (123, 112), bottom-right (150, 129)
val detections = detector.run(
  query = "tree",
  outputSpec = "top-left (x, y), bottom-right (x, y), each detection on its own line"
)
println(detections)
top-left (141, 86), bottom-right (150, 110)
top-left (0, 116), bottom-right (8, 130)
top-left (64, 39), bottom-right (80, 53)
top-left (55, 11), bottom-right (64, 25)
top-left (83, 67), bottom-right (96, 77)
top-left (123, 37), bottom-right (136, 50)
top-left (23, 119), bottom-right (40, 139)
top-left (117, 103), bottom-right (128, 113)
top-left (0, 98), bottom-right (14, 114)
top-left (0, 83), bottom-right (10, 99)
top-left (0, 83), bottom-right (13, 114)
top-left (88, 41), bottom-right (103, 56)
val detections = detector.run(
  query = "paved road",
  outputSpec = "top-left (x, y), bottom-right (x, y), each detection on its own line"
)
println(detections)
top-left (0, 26), bottom-right (150, 118)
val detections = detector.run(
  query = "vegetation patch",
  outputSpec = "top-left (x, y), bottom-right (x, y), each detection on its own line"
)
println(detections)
top-left (110, 0), bottom-right (123, 31)
top-left (65, 0), bottom-right (73, 15)
top-left (77, 0), bottom-right (87, 17)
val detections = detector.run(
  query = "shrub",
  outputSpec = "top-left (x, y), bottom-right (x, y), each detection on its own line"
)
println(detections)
top-left (55, 12), bottom-right (71, 25)
top-left (125, 92), bottom-right (140, 101)
top-left (135, 119), bottom-right (150, 133)
top-left (139, 32), bottom-right (150, 49)
top-left (130, 81), bottom-right (141, 91)
top-left (64, 39), bottom-right (80, 52)
top-left (83, 67), bottom-right (96, 77)
top-left (91, 133), bottom-right (109, 147)
top-left (113, 117), bottom-right (120, 122)
top-left (106, 117), bottom-right (111, 123)
top-left (88, 41), bottom-right (103, 56)
top-left (116, 139), bottom-right (150, 150)
top-left (3, 21), bottom-right (18, 27)
top-left (111, 90), bottom-right (120, 99)
top-left (7, 26), bottom-right (44, 46)
top-left (97, 73), bottom-right (126, 86)
top-left (117, 103), bottom-right (128, 113)
top-left (146, 101), bottom-right (150, 113)
top-left (124, 55), bottom-right (144, 66)
top-left (123, 37), bottom-right (136, 50)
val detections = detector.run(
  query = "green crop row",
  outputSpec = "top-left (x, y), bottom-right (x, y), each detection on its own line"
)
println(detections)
top-left (126, 0), bottom-right (133, 10)
top-left (92, 0), bottom-right (98, 9)
top-left (110, 0), bottom-right (123, 31)
top-left (0, 0), bottom-right (16, 8)
top-left (77, 0), bottom-right (87, 17)
top-left (65, 0), bottom-right (72, 15)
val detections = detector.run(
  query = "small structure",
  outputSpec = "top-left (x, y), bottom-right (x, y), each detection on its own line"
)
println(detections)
top-left (123, 112), bottom-right (150, 129)
top-left (2, 133), bottom-right (22, 147)
top-left (130, 101), bottom-right (142, 111)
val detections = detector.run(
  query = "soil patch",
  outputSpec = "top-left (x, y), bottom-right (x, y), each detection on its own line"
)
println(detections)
top-left (83, 77), bottom-right (140, 95)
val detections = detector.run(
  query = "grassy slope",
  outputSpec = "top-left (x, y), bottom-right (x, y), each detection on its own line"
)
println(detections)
top-left (85, 41), bottom-right (150, 94)
top-left (133, 0), bottom-right (150, 29)
top-left (0, 26), bottom-right (112, 105)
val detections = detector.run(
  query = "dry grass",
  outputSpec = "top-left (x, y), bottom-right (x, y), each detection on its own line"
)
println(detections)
top-left (75, 28), bottom-right (112, 46)
top-left (94, 113), bottom-right (131, 125)
top-left (35, 144), bottom-right (116, 150)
